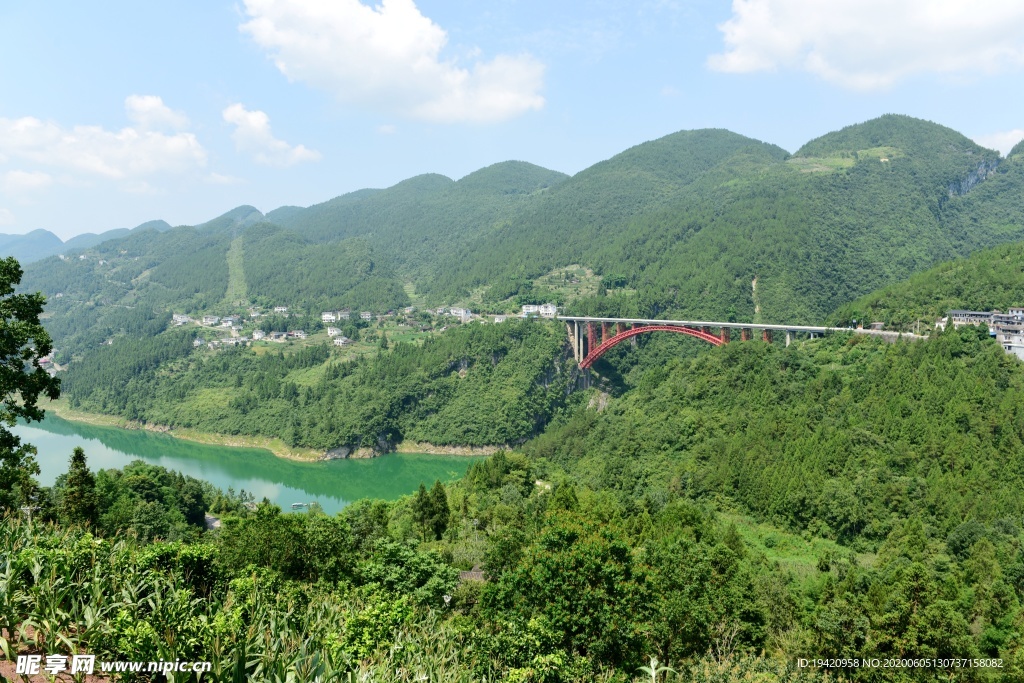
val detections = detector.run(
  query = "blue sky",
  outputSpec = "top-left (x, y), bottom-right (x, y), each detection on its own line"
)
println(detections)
top-left (3, 0), bottom-right (1024, 239)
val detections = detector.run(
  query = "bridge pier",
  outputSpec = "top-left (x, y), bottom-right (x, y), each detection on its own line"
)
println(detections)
top-left (785, 331), bottom-right (792, 347)
top-left (720, 328), bottom-right (730, 344)
top-left (741, 328), bottom-right (751, 341)
top-left (762, 329), bottom-right (773, 343)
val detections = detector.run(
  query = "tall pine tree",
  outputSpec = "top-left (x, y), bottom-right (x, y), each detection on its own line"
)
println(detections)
top-left (59, 447), bottom-right (97, 527)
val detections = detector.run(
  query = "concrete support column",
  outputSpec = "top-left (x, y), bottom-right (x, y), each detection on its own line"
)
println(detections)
top-left (719, 328), bottom-right (730, 344)
top-left (601, 322), bottom-right (610, 344)
top-left (785, 331), bottom-right (792, 347)
top-left (586, 323), bottom-right (595, 358)
top-left (762, 329), bottom-right (773, 343)
top-left (741, 328), bottom-right (751, 341)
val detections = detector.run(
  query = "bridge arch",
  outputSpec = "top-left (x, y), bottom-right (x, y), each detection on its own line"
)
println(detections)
top-left (580, 324), bottom-right (723, 369)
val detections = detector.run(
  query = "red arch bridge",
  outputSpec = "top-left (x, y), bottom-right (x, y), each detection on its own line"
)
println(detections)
top-left (559, 316), bottom-right (920, 370)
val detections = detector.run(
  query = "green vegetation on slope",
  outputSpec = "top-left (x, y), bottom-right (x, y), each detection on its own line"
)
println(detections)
top-left (61, 320), bottom-right (574, 451)
top-left (830, 240), bottom-right (1024, 330)
top-left (529, 327), bottom-right (1024, 548)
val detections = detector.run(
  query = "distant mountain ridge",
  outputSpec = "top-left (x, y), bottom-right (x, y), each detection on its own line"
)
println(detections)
top-left (0, 220), bottom-right (173, 264)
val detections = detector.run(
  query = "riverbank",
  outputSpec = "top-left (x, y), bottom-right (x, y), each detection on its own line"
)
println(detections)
top-left (43, 400), bottom-right (504, 462)
top-left (394, 441), bottom-right (508, 456)
top-left (43, 399), bottom-right (322, 462)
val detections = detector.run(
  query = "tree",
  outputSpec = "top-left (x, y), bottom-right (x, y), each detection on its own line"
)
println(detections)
top-left (428, 480), bottom-right (450, 540)
top-left (483, 513), bottom-right (651, 669)
top-left (0, 257), bottom-right (61, 511)
top-left (412, 482), bottom-right (430, 541)
top-left (59, 446), bottom-right (98, 527)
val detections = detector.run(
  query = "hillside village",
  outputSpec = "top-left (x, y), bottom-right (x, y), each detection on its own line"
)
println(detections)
top-left (167, 302), bottom-right (560, 353)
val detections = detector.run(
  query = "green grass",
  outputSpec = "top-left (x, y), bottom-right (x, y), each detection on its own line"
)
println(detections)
top-left (720, 512), bottom-right (876, 579)
top-left (785, 156), bottom-right (856, 173)
top-left (284, 366), bottom-right (327, 387)
top-left (533, 264), bottom-right (603, 301)
top-left (224, 236), bottom-right (247, 305)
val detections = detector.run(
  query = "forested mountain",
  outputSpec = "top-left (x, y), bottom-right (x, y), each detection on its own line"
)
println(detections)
top-left (0, 228), bottom-right (63, 262)
top-left (0, 219), bottom-right (172, 263)
top-left (830, 241), bottom-right (1024, 330)
top-left (20, 114), bottom-right (1024, 410)
top-left (61, 320), bottom-right (573, 452)
top-left (427, 115), bottom-right (1009, 323)
top-left (23, 115), bottom-right (1024, 331)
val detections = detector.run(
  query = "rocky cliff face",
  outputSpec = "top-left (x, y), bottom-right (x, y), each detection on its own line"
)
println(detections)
top-left (948, 159), bottom-right (1000, 196)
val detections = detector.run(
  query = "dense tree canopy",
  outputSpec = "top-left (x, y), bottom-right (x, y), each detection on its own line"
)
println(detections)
top-left (0, 256), bottom-right (61, 510)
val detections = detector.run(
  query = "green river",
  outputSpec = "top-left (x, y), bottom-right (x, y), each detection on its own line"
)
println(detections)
top-left (13, 416), bottom-right (484, 516)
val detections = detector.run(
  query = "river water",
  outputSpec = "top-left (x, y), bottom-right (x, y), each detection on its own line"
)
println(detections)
top-left (13, 416), bottom-right (483, 516)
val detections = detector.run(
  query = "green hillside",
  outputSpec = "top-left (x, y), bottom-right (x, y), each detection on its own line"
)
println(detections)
top-left (0, 228), bottom-right (63, 262)
top-left (273, 161), bottom-right (568, 278)
top-left (830, 240), bottom-right (1024, 330)
top-left (61, 319), bottom-right (573, 451)
top-left (429, 115), bottom-right (1009, 324)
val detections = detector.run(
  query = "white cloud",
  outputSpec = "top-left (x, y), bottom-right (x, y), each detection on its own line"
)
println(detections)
top-left (2, 170), bottom-right (53, 193)
top-left (240, 0), bottom-right (545, 123)
top-left (223, 103), bottom-right (321, 166)
top-left (0, 98), bottom-right (207, 180)
top-left (0, 208), bottom-right (13, 226)
top-left (709, 0), bottom-right (1024, 90)
top-left (377, 124), bottom-right (397, 135)
top-left (974, 129), bottom-right (1024, 157)
top-left (206, 172), bottom-right (244, 185)
top-left (125, 95), bottom-right (190, 130)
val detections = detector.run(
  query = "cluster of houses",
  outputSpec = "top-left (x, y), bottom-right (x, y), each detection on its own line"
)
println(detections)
top-left (39, 353), bottom-right (57, 376)
top-left (428, 303), bottom-right (557, 323)
top-left (936, 308), bottom-right (1024, 359)
top-left (177, 301), bottom-right (559, 354)
top-left (193, 329), bottom-right (319, 350)
top-left (520, 303), bottom-right (558, 319)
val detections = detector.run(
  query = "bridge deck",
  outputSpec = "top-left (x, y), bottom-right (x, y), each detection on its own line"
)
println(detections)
top-left (557, 315), bottom-right (922, 336)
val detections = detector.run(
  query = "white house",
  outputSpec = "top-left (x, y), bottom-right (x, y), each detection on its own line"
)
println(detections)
top-left (494, 315), bottom-right (507, 323)
top-left (333, 336), bottom-right (352, 346)
top-left (172, 314), bottom-right (190, 325)
top-left (360, 311), bottom-right (373, 321)
top-left (449, 307), bottom-right (472, 321)
top-left (521, 304), bottom-right (540, 316)
top-left (404, 306), bottom-right (416, 314)
top-left (338, 310), bottom-right (351, 320)
top-left (322, 312), bottom-right (337, 323)
top-left (290, 330), bottom-right (307, 339)
top-left (202, 315), bottom-right (220, 325)
top-left (274, 306), bottom-right (289, 314)
top-left (327, 327), bottom-right (342, 337)
top-left (539, 303), bottom-right (558, 318)
top-left (252, 329), bottom-right (266, 340)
